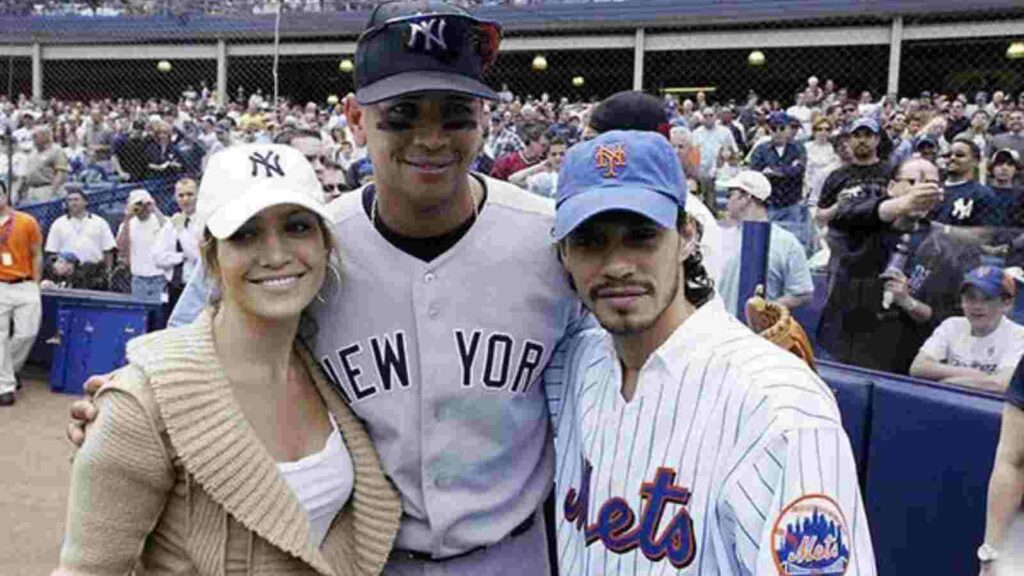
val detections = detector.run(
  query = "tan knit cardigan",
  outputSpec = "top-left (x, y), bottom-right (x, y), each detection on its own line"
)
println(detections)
top-left (54, 311), bottom-right (402, 576)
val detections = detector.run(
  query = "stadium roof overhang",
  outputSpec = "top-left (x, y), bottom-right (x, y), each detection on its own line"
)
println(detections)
top-left (0, 0), bottom-right (1021, 44)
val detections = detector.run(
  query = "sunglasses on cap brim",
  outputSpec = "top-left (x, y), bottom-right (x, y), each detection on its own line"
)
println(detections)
top-left (357, 14), bottom-right (502, 72)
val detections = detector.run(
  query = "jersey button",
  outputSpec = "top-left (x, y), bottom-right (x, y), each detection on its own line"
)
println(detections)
top-left (424, 272), bottom-right (436, 284)
top-left (428, 304), bottom-right (440, 318)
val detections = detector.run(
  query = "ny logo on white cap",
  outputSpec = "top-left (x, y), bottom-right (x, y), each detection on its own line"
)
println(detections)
top-left (408, 18), bottom-right (448, 53)
top-left (249, 151), bottom-right (285, 178)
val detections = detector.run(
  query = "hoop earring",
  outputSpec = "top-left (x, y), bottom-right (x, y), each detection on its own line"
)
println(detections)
top-left (316, 260), bottom-right (343, 304)
top-left (328, 260), bottom-right (342, 290)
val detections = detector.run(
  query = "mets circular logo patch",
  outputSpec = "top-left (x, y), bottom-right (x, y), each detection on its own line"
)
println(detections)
top-left (771, 494), bottom-right (851, 575)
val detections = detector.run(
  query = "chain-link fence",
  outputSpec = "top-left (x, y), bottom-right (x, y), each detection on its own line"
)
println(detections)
top-left (2, 3), bottom-right (1024, 379)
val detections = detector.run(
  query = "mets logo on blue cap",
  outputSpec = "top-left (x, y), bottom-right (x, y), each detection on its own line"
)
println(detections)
top-left (594, 143), bottom-right (627, 178)
top-left (771, 495), bottom-right (851, 575)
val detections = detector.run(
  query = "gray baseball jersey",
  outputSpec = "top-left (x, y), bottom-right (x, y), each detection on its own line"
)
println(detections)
top-left (545, 298), bottom-right (876, 575)
top-left (311, 176), bottom-right (582, 566)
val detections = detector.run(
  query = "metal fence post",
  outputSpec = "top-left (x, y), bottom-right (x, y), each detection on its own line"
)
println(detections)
top-left (633, 27), bottom-right (645, 91)
top-left (217, 39), bottom-right (228, 107)
top-left (31, 42), bottom-right (42, 101)
top-left (887, 16), bottom-right (903, 97)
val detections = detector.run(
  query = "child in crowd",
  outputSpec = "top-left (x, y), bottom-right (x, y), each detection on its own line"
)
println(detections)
top-left (910, 265), bottom-right (1024, 392)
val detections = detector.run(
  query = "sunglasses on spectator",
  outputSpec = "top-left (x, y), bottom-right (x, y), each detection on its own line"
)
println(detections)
top-left (323, 184), bottom-right (339, 193)
top-left (769, 125), bottom-right (787, 132)
top-left (814, 126), bottom-right (831, 132)
top-left (896, 178), bottom-right (939, 186)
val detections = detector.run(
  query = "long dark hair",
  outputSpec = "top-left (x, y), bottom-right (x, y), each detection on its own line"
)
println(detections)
top-left (678, 212), bottom-right (715, 308)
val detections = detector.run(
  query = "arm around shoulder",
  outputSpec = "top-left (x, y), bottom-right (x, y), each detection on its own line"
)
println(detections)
top-left (55, 365), bottom-right (175, 576)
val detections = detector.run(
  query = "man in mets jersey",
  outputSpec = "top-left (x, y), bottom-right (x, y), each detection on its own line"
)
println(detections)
top-left (544, 129), bottom-right (877, 575)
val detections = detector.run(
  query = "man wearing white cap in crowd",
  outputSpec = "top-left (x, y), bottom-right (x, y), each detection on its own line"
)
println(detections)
top-left (116, 188), bottom-right (167, 303)
top-left (718, 169), bottom-right (814, 316)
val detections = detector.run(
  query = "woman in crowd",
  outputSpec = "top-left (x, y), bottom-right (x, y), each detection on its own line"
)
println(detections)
top-left (805, 117), bottom-right (840, 200)
top-left (54, 143), bottom-right (400, 575)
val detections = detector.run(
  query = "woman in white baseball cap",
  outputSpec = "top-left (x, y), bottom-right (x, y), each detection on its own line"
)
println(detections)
top-left (56, 144), bottom-right (400, 575)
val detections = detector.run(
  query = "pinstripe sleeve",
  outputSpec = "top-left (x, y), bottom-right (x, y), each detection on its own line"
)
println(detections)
top-left (543, 324), bottom-right (601, 433)
top-left (722, 426), bottom-right (876, 576)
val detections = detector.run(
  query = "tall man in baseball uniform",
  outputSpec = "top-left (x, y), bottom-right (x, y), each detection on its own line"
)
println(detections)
top-left (545, 130), bottom-right (877, 575)
top-left (69, 1), bottom-right (581, 573)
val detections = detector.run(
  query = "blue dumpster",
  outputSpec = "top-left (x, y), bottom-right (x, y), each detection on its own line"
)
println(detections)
top-left (30, 287), bottom-right (165, 369)
top-left (49, 301), bottom-right (150, 395)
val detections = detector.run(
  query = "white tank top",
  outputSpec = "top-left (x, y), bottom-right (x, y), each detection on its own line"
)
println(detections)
top-left (277, 413), bottom-right (354, 548)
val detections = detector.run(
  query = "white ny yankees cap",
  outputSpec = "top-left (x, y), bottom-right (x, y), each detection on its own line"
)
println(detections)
top-left (354, 0), bottom-right (502, 105)
top-left (196, 143), bottom-right (333, 240)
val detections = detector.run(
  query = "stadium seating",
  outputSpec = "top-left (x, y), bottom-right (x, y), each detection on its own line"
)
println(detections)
top-left (813, 359), bottom-right (1004, 576)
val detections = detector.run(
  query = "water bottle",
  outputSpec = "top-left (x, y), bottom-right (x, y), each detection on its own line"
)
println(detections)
top-left (881, 233), bottom-right (912, 310)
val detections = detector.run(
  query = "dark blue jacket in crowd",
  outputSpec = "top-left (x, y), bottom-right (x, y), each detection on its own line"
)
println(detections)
top-left (749, 141), bottom-right (806, 208)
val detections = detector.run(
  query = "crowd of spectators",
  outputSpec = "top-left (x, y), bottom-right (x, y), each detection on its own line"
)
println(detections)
top-left (3, 75), bottom-right (1024, 396)
top-left (6, 0), bottom-right (545, 17)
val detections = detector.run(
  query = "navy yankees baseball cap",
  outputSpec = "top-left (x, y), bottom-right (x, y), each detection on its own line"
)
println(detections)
top-left (354, 0), bottom-right (502, 105)
top-left (553, 130), bottom-right (687, 241)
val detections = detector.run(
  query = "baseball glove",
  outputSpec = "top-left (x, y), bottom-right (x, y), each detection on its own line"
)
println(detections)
top-left (744, 286), bottom-right (817, 372)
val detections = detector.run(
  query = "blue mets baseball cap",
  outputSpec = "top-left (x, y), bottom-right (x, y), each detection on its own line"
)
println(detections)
top-left (552, 130), bottom-right (687, 241)
top-left (354, 0), bottom-right (502, 105)
top-left (962, 265), bottom-right (1017, 299)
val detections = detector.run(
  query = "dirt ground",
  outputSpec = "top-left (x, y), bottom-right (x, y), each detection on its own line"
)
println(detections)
top-left (1, 365), bottom-right (76, 575)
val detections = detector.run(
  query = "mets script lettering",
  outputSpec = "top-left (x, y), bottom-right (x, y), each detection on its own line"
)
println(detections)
top-left (408, 19), bottom-right (448, 52)
top-left (564, 458), bottom-right (697, 568)
top-left (594, 144), bottom-right (627, 178)
top-left (249, 151), bottom-right (285, 178)
top-left (788, 533), bottom-right (841, 565)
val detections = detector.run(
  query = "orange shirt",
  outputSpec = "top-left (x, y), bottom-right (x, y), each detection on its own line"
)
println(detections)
top-left (0, 211), bottom-right (42, 281)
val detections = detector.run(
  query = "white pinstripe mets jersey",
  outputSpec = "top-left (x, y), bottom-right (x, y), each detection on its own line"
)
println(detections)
top-left (544, 298), bottom-right (876, 576)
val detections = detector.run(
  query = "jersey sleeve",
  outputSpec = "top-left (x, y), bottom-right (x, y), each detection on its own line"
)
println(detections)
top-left (721, 426), bottom-right (876, 576)
top-left (542, 326), bottom-right (601, 432)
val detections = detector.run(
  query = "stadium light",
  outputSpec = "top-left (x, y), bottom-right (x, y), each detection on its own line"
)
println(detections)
top-left (748, 50), bottom-right (766, 66)
top-left (339, 58), bottom-right (354, 74)
top-left (532, 55), bottom-right (548, 71)
top-left (156, 60), bottom-right (172, 73)
top-left (572, 76), bottom-right (585, 88)
top-left (1008, 42), bottom-right (1024, 60)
